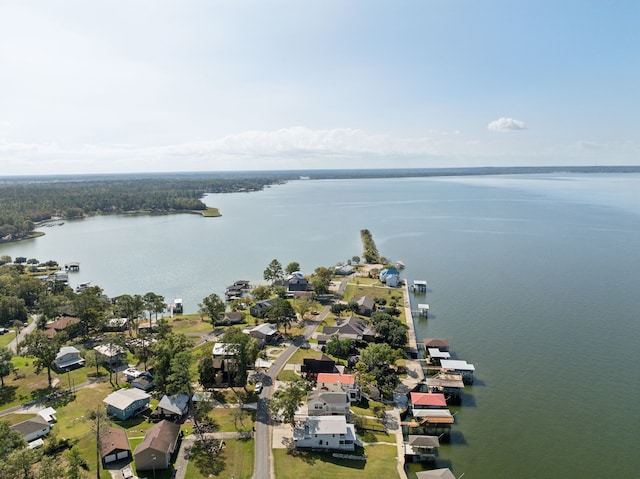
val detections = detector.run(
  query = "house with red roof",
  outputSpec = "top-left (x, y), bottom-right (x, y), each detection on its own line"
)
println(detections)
top-left (410, 392), bottom-right (447, 409)
top-left (316, 372), bottom-right (360, 402)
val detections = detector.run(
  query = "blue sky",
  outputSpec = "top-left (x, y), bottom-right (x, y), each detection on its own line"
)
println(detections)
top-left (0, 0), bottom-right (638, 175)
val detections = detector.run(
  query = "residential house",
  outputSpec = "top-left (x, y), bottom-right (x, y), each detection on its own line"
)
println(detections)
top-left (44, 315), bottom-right (80, 339)
top-left (405, 435), bottom-right (440, 462)
top-left (353, 296), bottom-right (375, 316)
top-left (53, 346), bottom-right (85, 370)
top-left (250, 299), bottom-right (273, 318)
top-left (301, 354), bottom-right (336, 380)
top-left (215, 311), bottom-right (245, 326)
top-left (334, 264), bottom-right (355, 276)
top-left (99, 427), bottom-right (131, 464)
top-left (103, 388), bottom-right (151, 420)
top-left (379, 268), bottom-right (399, 285)
top-left (154, 394), bottom-right (190, 421)
top-left (285, 273), bottom-right (309, 292)
top-left (134, 420), bottom-right (181, 471)
top-left (410, 392), bottom-right (448, 409)
top-left (306, 390), bottom-right (350, 417)
top-left (319, 316), bottom-right (376, 343)
top-left (94, 344), bottom-right (127, 367)
top-left (244, 323), bottom-right (281, 347)
top-left (131, 372), bottom-right (155, 392)
top-left (316, 372), bottom-right (360, 402)
top-left (225, 280), bottom-right (250, 300)
top-left (11, 415), bottom-right (51, 442)
top-left (293, 416), bottom-right (361, 451)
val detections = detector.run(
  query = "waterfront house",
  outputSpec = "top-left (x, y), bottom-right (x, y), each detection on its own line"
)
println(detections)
top-left (11, 415), bottom-right (51, 442)
top-left (103, 388), bottom-right (151, 420)
top-left (353, 295), bottom-right (375, 316)
top-left (379, 268), bottom-right (400, 285)
top-left (404, 434), bottom-right (440, 462)
top-left (293, 415), bottom-right (360, 451)
top-left (316, 372), bottom-right (360, 402)
top-left (301, 354), bottom-right (336, 380)
top-left (306, 390), bottom-right (350, 417)
top-left (53, 346), bottom-right (85, 370)
top-left (410, 392), bottom-right (447, 409)
top-left (99, 427), bottom-right (131, 464)
top-left (134, 420), bottom-right (180, 471)
top-left (154, 393), bottom-right (190, 421)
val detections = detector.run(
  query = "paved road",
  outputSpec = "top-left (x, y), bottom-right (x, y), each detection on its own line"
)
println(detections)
top-left (7, 314), bottom-right (38, 353)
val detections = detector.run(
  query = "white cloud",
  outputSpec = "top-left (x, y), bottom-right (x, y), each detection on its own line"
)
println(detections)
top-left (487, 117), bottom-right (527, 132)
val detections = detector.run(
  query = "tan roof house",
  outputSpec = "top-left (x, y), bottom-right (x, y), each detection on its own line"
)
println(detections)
top-left (134, 420), bottom-right (181, 471)
top-left (99, 427), bottom-right (131, 464)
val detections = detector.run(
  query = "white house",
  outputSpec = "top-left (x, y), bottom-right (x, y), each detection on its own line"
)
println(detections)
top-left (11, 415), bottom-right (51, 442)
top-left (293, 416), bottom-right (361, 451)
top-left (54, 346), bottom-right (85, 370)
top-left (103, 388), bottom-right (151, 420)
top-left (94, 344), bottom-right (127, 367)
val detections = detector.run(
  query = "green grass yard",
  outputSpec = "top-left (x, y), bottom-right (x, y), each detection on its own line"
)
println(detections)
top-left (273, 444), bottom-right (399, 479)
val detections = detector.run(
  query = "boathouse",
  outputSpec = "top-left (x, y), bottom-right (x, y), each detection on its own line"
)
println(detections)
top-left (404, 434), bottom-right (440, 462)
top-left (422, 338), bottom-right (450, 352)
top-left (440, 359), bottom-right (475, 384)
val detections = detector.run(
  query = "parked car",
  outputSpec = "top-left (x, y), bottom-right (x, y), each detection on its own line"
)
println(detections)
top-left (254, 382), bottom-right (263, 394)
top-left (0, 327), bottom-right (8, 334)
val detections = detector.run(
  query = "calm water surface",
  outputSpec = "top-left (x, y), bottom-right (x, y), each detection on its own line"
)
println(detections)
top-left (2, 173), bottom-right (639, 478)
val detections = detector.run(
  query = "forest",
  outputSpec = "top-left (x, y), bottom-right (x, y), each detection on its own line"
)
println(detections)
top-left (0, 174), bottom-right (289, 242)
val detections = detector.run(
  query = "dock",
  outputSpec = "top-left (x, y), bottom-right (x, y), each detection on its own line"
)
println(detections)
top-left (411, 280), bottom-right (428, 293)
top-left (417, 303), bottom-right (429, 318)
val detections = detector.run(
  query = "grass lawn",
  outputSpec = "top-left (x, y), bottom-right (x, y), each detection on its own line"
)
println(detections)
top-left (273, 444), bottom-right (399, 479)
top-left (357, 430), bottom-right (394, 443)
top-left (0, 331), bottom-right (17, 348)
top-left (342, 284), bottom-right (406, 321)
top-left (185, 437), bottom-right (254, 479)
top-left (169, 315), bottom-right (215, 336)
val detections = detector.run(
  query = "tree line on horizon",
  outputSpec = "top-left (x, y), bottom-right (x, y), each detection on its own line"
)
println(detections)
top-left (0, 176), bottom-right (286, 242)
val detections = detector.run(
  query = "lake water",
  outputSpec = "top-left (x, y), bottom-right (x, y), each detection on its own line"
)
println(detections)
top-left (2, 173), bottom-right (639, 478)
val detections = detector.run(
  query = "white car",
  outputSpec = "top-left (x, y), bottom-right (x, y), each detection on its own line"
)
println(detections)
top-left (254, 382), bottom-right (263, 394)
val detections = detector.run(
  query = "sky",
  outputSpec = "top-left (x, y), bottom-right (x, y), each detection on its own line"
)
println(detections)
top-left (0, 0), bottom-right (638, 175)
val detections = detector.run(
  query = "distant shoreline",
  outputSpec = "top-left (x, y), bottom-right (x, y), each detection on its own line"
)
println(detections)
top-left (1, 164), bottom-right (639, 182)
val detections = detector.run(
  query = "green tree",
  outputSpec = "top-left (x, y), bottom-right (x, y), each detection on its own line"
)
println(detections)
top-left (0, 295), bottom-right (27, 325)
top-left (264, 297), bottom-right (296, 333)
top-left (133, 330), bottom-right (153, 370)
top-left (270, 379), bottom-right (308, 427)
top-left (310, 266), bottom-right (332, 295)
top-left (198, 355), bottom-right (217, 388)
top-left (143, 292), bottom-right (165, 323)
top-left (19, 331), bottom-right (59, 388)
top-left (293, 297), bottom-right (315, 320)
top-left (0, 347), bottom-right (13, 387)
top-left (114, 294), bottom-right (144, 334)
top-left (221, 327), bottom-right (258, 389)
top-left (325, 335), bottom-right (352, 359)
top-left (251, 285), bottom-right (271, 301)
top-left (152, 333), bottom-right (192, 392)
top-left (0, 419), bottom-right (26, 455)
top-left (73, 286), bottom-right (107, 338)
top-left (263, 259), bottom-right (284, 284)
top-left (86, 407), bottom-right (110, 479)
top-left (65, 448), bottom-right (87, 479)
top-left (285, 261), bottom-right (301, 275)
top-left (199, 293), bottom-right (225, 324)
top-left (166, 350), bottom-right (194, 395)
top-left (83, 349), bottom-right (103, 377)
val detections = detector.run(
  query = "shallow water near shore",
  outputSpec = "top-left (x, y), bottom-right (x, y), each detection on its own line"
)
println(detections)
top-left (2, 173), bottom-right (639, 478)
